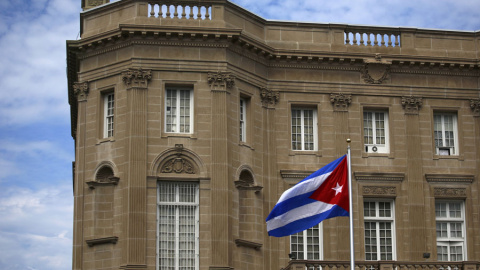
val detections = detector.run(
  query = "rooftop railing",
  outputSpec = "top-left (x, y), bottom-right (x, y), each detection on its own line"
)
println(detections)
top-left (148, 2), bottom-right (212, 20)
top-left (281, 260), bottom-right (479, 270)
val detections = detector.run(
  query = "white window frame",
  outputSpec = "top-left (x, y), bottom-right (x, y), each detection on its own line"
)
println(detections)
top-left (434, 113), bottom-right (458, 156)
top-left (290, 224), bottom-right (323, 261)
top-left (291, 107), bottom-right (318, 151)
top-left (239, 97), bottom-right (246, 142)
top-left (363, 111), bottom-right (389, 153)
top-left (103, 92), bottom-right (114, 138)
top-left (165, 87), bottom-right (193, 134)
top-left (157, 182), bottom-right (199, 270)
top-left (435, 201), bottom-right (466, 261)
top-left (363, 200), bottom-right (396, 261)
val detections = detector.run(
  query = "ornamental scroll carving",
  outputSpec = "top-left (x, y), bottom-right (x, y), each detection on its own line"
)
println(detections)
top-left (434, 187), bottom-right (466, 198)
top-left (470, 99), bottom-right (480, 116)
top-left (330, 93), bottom-right (352, 112)
top-left (121, 68), bottom-right (152, 89)
top-left (260, 88), bottom-right (279, 107)
top-left (363, 186), bottom-right (397, 197)
top-left (160, 144), bottom-right (196, 174)
top-left (207, 71), bottom-right (235, 91)
top-left (401, 96), bottom-right (423, 115)
top-left (73, 82), bottom-right (89, 102)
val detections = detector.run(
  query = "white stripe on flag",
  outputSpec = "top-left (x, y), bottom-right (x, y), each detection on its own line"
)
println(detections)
top-left (266, 200), bottom-right (334, 231)
top-left (275, 172), bottom-right (332, 204)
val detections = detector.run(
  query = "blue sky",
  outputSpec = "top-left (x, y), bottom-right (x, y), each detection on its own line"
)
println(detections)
top-left (0, 0), bottom-right (478, 269)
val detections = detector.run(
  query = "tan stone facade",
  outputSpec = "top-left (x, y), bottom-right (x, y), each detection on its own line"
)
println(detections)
top-left (67, 1), bottom-right (480, 269)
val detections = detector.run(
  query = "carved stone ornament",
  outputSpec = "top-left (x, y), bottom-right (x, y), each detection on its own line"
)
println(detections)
top-left (207, 71), bottom-right (235, 90)
top-left (160, 144), bottom-right (196, 174)
top-left (330, 93), bottom-right (352, 112)
top-left (363, 186), bottom-right (397, 197)
top-left (401, 96), bottom-right (423, 115)
top-left (88, 0), bottom-right (105, 6)
top-left (73, 82), bottom-right (89, 102)
top-left (121, 68), bottom-right (152, 89)
top-left (260, 87), bottom-right (279, 107)
top-left (434, 187), bottom-right (467, 198)
top-left (470, 99), bottom-right (480, 116)
top-left (361, 63), bottom-right (391, 84)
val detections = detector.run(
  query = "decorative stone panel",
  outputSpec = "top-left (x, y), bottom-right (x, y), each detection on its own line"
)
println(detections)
top-left (433, 187), bottom-right (467, 198)
top-left (73, 82), bottom-right (89, 102)
top-left (158, 144), bottom-right (197, 175)
top-left (207, 71), bottom-right (235, 91)
top-left (121, 68), bottom-right (152, 89)
top-left (362, 186), bottom-right (397, 197)
top-left (401, 96), bottom-right (423, 115)
top-left (330, 93), bottom-right (352, 112)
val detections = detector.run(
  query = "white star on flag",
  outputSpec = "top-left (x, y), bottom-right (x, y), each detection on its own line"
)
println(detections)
top-left (332, 183), bottom-right (343, 196)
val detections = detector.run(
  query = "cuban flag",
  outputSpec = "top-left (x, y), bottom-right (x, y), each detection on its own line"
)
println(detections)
top-left (266, 155), bottom-right (349, 237)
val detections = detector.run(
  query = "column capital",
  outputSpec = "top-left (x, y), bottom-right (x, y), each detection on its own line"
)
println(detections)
top-left (330, 93), bottom-right (351, 112)
top-left (260, 87), bottom-right (279, 108)
top-left (402, 96), bottom-right (423, 115)
top-left (73, 81), bottom-right (89, 102)
top-left (470, 99), bottom-right (480, 116)
top-left (208, 71), bottom-right (235, 91)
top-left (122, 68), bottom-right (152, 89)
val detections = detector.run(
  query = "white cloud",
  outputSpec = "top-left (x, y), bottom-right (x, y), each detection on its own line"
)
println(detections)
top-left (0, 185), bottom-right (73, 270)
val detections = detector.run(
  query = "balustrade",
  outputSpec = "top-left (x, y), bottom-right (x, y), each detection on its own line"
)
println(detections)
top-left (282, 261), bottom-right (478, 270)
top-left (148, 2), bottom-right (212, 20)
top-left (345, 30), bottom-right (400, 47)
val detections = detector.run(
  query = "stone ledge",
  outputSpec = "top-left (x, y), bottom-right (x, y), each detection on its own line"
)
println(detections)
top-left (234, 239), bottom-right (262, 250)
top-left (85, 236), bottom-right (118, 247)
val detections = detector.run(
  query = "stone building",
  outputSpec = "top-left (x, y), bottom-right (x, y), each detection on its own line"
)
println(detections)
top-left (66, 0), bottom-right (480, 269)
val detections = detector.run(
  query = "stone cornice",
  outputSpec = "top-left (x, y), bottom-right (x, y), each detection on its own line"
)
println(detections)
top-left (425, 174), bottom-right (474, 183)
top-left (354, 172), bottom-right (405, 182)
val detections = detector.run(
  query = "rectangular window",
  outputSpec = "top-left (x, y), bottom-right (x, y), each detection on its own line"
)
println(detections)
top-left (363, 111), bottom-right (389, 153)
top-left (103, 92), bottom-right (114, 138)
top-left (291, 108), bottom-right (317, 151)
top-left (157, 182), bottom-right (199, 270)
top-left (364, 200), bottom-right (395, 261)
top-left (240, 98), bottom-right (246, 142)
top-left (436, 201), bottom-right (465, 261)
top-left (290, 224), bottom-right (322, 263)
top-left (434, 113), bottom-right (458, 155)
top-left (165, 88), bottom-right (193, 134)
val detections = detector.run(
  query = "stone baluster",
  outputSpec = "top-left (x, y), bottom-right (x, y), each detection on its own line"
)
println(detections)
top-left (388, 34), bottom-right (393, 46)
top-left (374, 33), bottom-right (379, 46)
top-left (367, 33), bottom-right (372, 45)
top-left (149, 3), bottom-right (155, 17)
top-left (197, 6), bottom-right (202, 20)
top-left (173, 5), bottom-right (178, 18)
top-left (381, 33), bottom-right (386, 46)
top-left (395, 34), bottom-right (400, 46)
top-left (205, 6), bottom-right (210, 20)
top-left (353, 32), bottom-right (358, 45)
top-left (360, 32), bottom-right (365, 45)
top-left (189, 5), bottom-right (194, 19)
top-left (345, 32), bottom-right (350, 45)
top-left (166, 4), bottom-right (171, 17)
top-left (181, 4), bottom-right (186, 18)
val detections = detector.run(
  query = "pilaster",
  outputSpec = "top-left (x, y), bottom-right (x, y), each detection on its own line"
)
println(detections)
top-left (208, 71), bottom-right (235, 269)
top-left (72, 81), bottom-right (89, 270)
top-left (120, 68), bottom-right (151, 269)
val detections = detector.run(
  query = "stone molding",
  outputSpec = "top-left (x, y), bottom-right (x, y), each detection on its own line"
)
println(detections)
top-left (361, 62), bottom-right (391, 84)
top-left (86, 176), bottom-right (120, 189)
top-left (234, 180), bottom-right (263, 193)
top-left (330, 93), bottom-right (352, 112)
top-left (425, 174), bottom-right (474, 183)
top-left (260, 88), bottom-right (279, 107)
top-left (362, 186), bottom-right (397, 197)
top-left (121, 68), bottom-right (152, 89)
top-left (470, 99), bottom-right (480, 116)
top-left (85, 236), bottom-right (118, 247)
top-left (234, 239), bottom-right (262, 250)
top-left (208, 71), bottom-right (235, 91)
top-left (354, 172), bottom-right (405, 182)
top-left (73, 82), bottom-right (89, 102)
top-left (433, 187), bottom-right (467, 198)
top-left (401, 96), bottom-right (423, 115)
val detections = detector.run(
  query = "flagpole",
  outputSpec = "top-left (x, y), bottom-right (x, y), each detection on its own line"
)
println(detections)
top-left (347, 139), bottom-right (355, 270)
